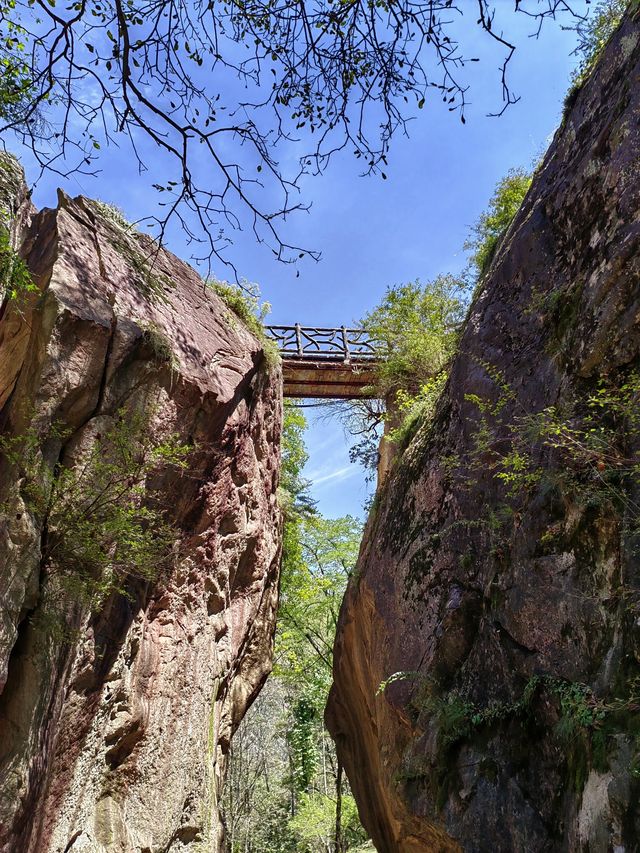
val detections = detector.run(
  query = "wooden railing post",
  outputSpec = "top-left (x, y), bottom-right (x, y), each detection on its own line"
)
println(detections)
top-left (263, 325), bottom-right (379, 363)
top-left (341, 326), bottom-right (350, 363)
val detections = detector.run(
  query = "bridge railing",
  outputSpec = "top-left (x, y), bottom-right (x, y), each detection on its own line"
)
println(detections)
top-left (264, 325), bottom-right (379, 363)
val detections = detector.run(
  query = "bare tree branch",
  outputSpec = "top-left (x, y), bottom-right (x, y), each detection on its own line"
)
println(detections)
top-left (0, 0), bottom-right (583, 273)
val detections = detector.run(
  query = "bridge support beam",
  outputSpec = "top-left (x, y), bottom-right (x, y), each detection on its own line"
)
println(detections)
top-left (377, 391), bottom-right (402, 486)
top-left (282, 360), bottom-right (377, 399)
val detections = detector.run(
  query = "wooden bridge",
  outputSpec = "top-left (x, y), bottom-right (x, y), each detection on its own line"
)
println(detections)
top-left (263, 325), bottom-right (379, 398)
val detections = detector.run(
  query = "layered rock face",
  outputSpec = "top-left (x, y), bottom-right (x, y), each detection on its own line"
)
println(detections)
top-left (0, 174), bottom-right (282, 852)
top-left (328, 11), bottom-right (640, 853)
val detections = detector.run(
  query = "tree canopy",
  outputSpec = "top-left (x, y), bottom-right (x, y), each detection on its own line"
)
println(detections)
top-left (362, 274), bottom-right (465, 398)
top-left (0, 0), bottom-right (586, 270)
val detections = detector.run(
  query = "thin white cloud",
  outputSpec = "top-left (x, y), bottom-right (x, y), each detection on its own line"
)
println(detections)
top-left (310, 465), bottom-right (357, 487)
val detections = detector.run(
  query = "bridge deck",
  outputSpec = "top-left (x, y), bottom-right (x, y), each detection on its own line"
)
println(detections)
top-left (264, 325), bottom-right (380, 399)
top-left (281, 359), bottom-right (377, 398)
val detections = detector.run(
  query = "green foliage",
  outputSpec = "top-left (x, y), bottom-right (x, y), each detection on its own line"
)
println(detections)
top-left (391, 362), bottom-right (640, 793)
top-left (550, 678), bottom-right (607, 742)
top-left (341, 170), bottom-right (532, 477)
top-left (376, 670), bottom-right (420, 695)
top-left (278, 405), bottom-right (362, 692)
top-left (275, 495), bottom-right (364, 840)
top-left (278, 403), bottom-right (315, 640)
top-left (420, 366), bottom-right (640, 790)
top-left (91, 207), bottom-right (174, 304)
top-left (386, 373), bottom-right (448, 450)
top-left (0, 226), bottom-right (38, 306)
top-left (289, 792), bottom-right (367, 852)
top-left (276, 512), bottom-right (362, 690)
top-left (223, 679), bottom-right (299, 853)
top-left (464, 370), bottom-right (640, 532)
top-left (338, 275), bottom-right (465, 472)
top-left (0, 0), bottom-right (33, 126)
top-left (212, 280), bottom-right (269, 330)
top-left (94, 200), bottom-right (135, 233)
top-left (464, 168), bottom-right (532, 285)
top-left (362, 275), bottom-right (465, 399)
top-left (567, 0), bottom-right (629, 97)
top-left (1, 408), bottom-right (189, 626)
top-left (276, 508), bottom-right (362, 798)
top-left (280, 402), bottom-right (313, 514)
top-left (435, 366), bottom-right (640, 582)
top-left (407, 673), bottom-right (638, 785)
top-left (140, 322), bottom-right (177, 367)
top-left (289, 692), bottom-right (321, 791)
top-left (210, 279), bottom-right (279, 366)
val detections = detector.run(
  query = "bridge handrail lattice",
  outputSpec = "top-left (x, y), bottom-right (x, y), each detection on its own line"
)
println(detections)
top-left (264, 324), bottom-right (379, 363)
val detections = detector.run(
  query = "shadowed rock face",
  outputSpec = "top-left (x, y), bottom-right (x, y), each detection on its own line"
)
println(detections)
top-left (327, 11), bottom-right (640, 853)
top-left (0, 173), bottom-right (282, 852)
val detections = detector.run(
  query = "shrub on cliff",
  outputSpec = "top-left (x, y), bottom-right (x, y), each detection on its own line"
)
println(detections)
top-left (384, 167), bottom-right (534, 451)
top-left (568, 0), bottom-right (630, 96)
top-left (0, 154), bottom-right (38, 307)
top-left (362, 275), bottom-right (465, 400)
top-left (0, 225), bottom-right (36, 306)
top-left (343, 275), bottom-right (466, 457)
top-left (464, 167), bottom-right (532, 286)
top-left (331, 168), bottom-right (533, 472)
top-left (0, 405), bottom-right (189, 632)
top-left (210, 279), bottom-right (280, 366)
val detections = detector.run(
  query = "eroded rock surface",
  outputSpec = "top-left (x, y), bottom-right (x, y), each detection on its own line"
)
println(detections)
top-left (0, 166), bottom-right (282, 852)
top-left (327, 11), bottom-right (640, 852)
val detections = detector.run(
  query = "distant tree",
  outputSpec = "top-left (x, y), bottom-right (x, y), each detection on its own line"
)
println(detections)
top-left (277, 512), bottom-right (362, 694)
top-left (0, 0), bottom-right (584, 270)
top-left (280, 402), bottom-right (315, 518)
top-left (289, 790), bottom-right (368, 853)
top-left (223, 678), bottom-right (298, 853)
top-left (276, 511), bottom-right (363, 833)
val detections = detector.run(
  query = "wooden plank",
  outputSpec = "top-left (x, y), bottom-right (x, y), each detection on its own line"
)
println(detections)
top-left (281, 360), bottom-right (378, 399)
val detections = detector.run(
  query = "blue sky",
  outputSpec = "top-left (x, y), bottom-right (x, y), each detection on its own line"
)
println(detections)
top-left (13, 4), bottom-right (588, 519)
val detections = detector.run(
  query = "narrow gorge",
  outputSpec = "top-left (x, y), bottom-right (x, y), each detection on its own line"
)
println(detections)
top-left (0, 6), bottom-right (639, 853)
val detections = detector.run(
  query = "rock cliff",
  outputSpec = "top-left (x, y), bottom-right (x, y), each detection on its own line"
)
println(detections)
top-left (327, 9), bottom-right (640, 852)
top-left (0, 171), bottom-right (282, 852)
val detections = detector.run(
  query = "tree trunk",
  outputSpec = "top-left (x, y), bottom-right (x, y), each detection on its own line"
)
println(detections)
top-left (334, 760), bottom-right (343, 853)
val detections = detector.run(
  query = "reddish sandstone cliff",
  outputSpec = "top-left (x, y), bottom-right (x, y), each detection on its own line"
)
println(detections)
top-left (0, 175), bottom-right (282, 852)
top-left (328, 10), bottom-right (640, 852)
